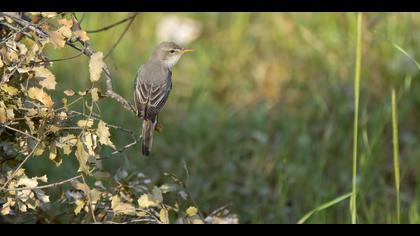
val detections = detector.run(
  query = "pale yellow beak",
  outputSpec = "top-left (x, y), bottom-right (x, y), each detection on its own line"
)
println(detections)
top-left (181, 48), bottom-right (194, 54)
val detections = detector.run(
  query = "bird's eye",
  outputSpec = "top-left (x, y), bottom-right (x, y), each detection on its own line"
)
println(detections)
top-left (170, 50), bottom-right (175, 54)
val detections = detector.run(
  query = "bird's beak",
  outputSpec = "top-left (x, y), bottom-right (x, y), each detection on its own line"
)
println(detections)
top-left (181, 48), bottom-right (194, 54)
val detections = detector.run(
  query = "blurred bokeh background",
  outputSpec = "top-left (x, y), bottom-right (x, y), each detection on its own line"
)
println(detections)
top-left (27, 12), bottom-right (420, 223)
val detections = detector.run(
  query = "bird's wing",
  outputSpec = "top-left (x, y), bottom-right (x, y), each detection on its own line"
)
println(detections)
top-left (135, 70), bottom-right (172, 121)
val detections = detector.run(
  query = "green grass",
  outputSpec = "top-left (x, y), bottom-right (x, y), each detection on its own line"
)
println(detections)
top-left (351, 12), bottom-right (363, 224)
top-left (21, 12), bottom-right (420, 223)
top-left (392, 88), bottom-right (401, 224)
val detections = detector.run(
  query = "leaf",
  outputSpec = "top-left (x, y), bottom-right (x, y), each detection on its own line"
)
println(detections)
top-left (138, 194), bottom-right (158, 209)
top-left (111, 195), bottom-right (136, 215)
top-left (0, 107), bottom-right (6, 123)
top-left (75, 140), bottom-right (90, 174)
top-left (91, 88), bottom-right (99, 102)
top-left (192, 219), bottom-right (205, 224)
top-left (152, 186), bottom-right (163, 204)
top-left (89, 52), bottom-right (105, 82)
top-left (0, 55), bottom-right (3, 68)
top-left (41, 12), bottom-right (57, 18)
top-left (160, 208), bottom-right (169, 224)
top-left (1, 84), bottom-right (18, 96)
top-left (33, 67), bottom-right (56, 90)
top-left (77, 119), bottom-right (94, 128)
top-left (57, 26), bottom-right (72, 39)
top-left (16, 177), bottom-right (38, 188)
top-left (27, 87), bottom-right (54, 108)
top-left (57, 18), bottom-right (73, 28)
top-left (97, 121), bottom-right (116, 149)
top-left (160, 183), bottom-right (178, 193)
top-left (74, 199), bottom-right (85, 215)
top-left (64, 90), bottom-right (75, 96)
top-left (74, 30), bottom-right (90, 42)
top-left (297, 192), bottom-right (352, 224)
top-left (186, 206), bottom-right (198, 217)
top-left (48, 30), bottom-right (66, 49)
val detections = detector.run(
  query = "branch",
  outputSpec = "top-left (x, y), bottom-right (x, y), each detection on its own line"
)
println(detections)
top-left (0, 141), bottom-right (41, 191)
top-left (0, 12), bottom-right (137, 115)
top-left (104, 13), bottom-right (138, 59)
top-left (2, 175), bottom-right (82, 192)
top-left (85, 13), bottom-right (137, 34)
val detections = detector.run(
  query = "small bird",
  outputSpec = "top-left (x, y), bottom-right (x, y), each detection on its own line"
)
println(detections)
top-left (134, 42), bottom-right (193, 156)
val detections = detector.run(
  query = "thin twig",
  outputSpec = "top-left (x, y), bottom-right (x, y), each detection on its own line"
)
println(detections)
top-left (104, 13), bottom-right (138, 59)
top-left (2, 175), bottom-right (82, 192)
top-left (85, 14), bottom-right (137, 34)
top-left (2, 124), bottom-right (40, 142)
top-left (0, 141), bottom-right (41, 191)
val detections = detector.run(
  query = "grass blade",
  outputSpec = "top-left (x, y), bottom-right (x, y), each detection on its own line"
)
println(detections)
top-left (392, 88), bottom-right (401, 224)
top-left (351, 12), bottom-right (363, 224)
top-left (298, 193), bottom-right (353, 224)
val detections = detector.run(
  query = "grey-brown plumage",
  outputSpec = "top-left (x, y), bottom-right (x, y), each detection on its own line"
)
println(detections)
top-left (134, 42), bottom-right (192, 156)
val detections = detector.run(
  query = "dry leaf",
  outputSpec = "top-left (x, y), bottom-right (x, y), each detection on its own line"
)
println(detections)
top-left (41, 12), bottom-right (57, 18)
top-left (64, 90), bottom-right (75, 96)
top-left (160, 208), bottom-right (169, 223)
top-left (57, 26), bottom-right (72, 39)
top-left (0, 107), bottom-right (6, 123)
top-left (186, 206), bottom-right (198, 217)
top-left (138, 194), bottom-right (158, 209)
top-left (48, 30), bottom-right (66, 48)
top-left (77, 119), bottom-right (94, 128)
top-left (27, 87), bottom-right (54, 108)
top-left (75, 141), bottom-right (90, 174)
top-left (74, 30), bottom-right (90, 42)
top-left (97, 121), bottom-right (116, 149)
top-left (57, 18), bottom-right (73, 28)
top-left (91, 88), bottom-right (99, 102)
top-left (89, 52), bottom-right (105, 82)
top-left (111, 195), bottom-right (136, 215)
top-left (33, 67), bottom-right (56, 90)
top-left (1, 84), bottom-right (18, 96)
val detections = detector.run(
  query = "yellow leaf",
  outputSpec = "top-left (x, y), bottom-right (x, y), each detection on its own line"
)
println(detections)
top-left (75, 141), bottom-right (89, 174)
top-left (192, 219), bottom-right (204, 224)
top-left (91, 88), bottom-right (99, 102)
top-left (111, 195), bottom-right (136, 215)
top-left (27, 87), bottom-right (54, 108)
top-left (74, 199), bottom-right (85, 215)
top-left (48, 30), bottom-right (66, 48)
top-left (64, 90), bottom-right (75, 96)
top-left (77, 119), bottom-right (94, 128)
top-left (57, 26), bottom-right (72, 38)
top-left (1, 84), bottom-right (18, 96)
top-left (6, 108), bottom-right (14, 120)
top-left (41, 12), bottom-right (57, 18)
top-left (57, 18), bottom-right (73, 28)
top-left (33, 67), bottom-right (56, 90)
top-left (89, 52), bottom-right (105, 82)
top-left (74, 30), bottom-right (90, 42)
top-left (186, 206), bottom-right (198, 217)
top-left (138, 194), bottom-right (158, 209)
top-left (0, 55), bottom-right (3, 68)
top-left (0, 107), bottom-right (6, 123)
top-left (97, 121), bottom-right (116, 149)
top-left (160, 208), bottom-right (169, 224)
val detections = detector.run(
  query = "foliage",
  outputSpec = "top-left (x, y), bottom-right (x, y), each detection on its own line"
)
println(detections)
top-left (0, 12), bottom-right (237, 224)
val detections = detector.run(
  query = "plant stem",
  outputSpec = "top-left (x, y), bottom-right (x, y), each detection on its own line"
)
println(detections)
top-left (351, 12), bottom-right (363, 224)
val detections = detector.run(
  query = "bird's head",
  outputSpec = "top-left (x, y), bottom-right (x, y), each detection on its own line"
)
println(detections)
top-left (152, 41), bottom-right (193, 69)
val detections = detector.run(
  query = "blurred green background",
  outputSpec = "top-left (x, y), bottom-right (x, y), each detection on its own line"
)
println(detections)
top-left (29, 12), bottom-right (420, 223)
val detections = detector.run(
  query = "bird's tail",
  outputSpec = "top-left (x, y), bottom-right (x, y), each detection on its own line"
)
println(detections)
top-left (141, 119), bottom-right (156, 156)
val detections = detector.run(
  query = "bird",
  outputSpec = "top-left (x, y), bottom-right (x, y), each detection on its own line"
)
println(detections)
top-left (134, 41), bottom-right (193, 156)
